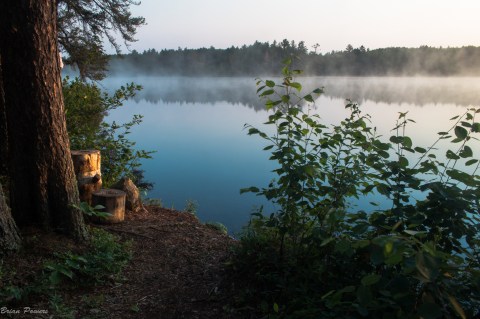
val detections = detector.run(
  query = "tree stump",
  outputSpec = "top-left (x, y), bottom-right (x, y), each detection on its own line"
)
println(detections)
top-left (91, 189), bottom-right (126, 224)
top-left (71, 150), bottom-right (102, 204)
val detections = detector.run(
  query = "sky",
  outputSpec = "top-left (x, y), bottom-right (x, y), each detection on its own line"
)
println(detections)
top-left (116, 0), bottom-right (480, 54)
top-left (104, 0), bottom-right (480, 227)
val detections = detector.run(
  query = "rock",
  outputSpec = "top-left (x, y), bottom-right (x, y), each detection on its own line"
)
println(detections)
top-left (111, 177), bottom-right (144, 213)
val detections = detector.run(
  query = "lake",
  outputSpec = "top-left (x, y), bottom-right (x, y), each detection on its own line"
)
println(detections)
top-left (100, 76), bottom-right (480, 234)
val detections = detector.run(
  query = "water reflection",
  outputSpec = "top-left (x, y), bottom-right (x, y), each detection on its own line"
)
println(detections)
top-left (102, 76), bottom-right (480, 109)
top-left (100, 76), bottom-right (480, 234)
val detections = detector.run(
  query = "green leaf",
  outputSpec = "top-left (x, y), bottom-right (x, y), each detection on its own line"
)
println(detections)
top-left (256, 85), bottom-right (266, 93)
top-left (361, 274), bottom-right (381, 286)
top-left (240, 187), bottom-right (259, 194)
top-left (265, 80), bottom-right (275, 88)
top-left (390, 136), bottom-right (402, 144)
top-left (260, 89), bottom-right (274, 97)
top-left (414, 146), bottom-right (427, 153)
top-left (290, 82), bottom-right (302, 92)
top-left (273, 303), bottom-right (279, 313)
top-left (472, 122), bottom-right (480, 132)
top-left (403, 136), bottom-right (412, 148)
top-left (445, 150), bottom-right (460, 160)
top-left (49, 272), bottom-right (62, 285)
top-left (398, 156), bottom-right (409, 167)
top-left (59, 268), bottom-right (74, 279)
top-left (465, 159), bottom-right (478, 166)
top-left (459, 145), bottom-right (473, 158)
top-left (304, 94), bottom-right (314, 102)
top-left (265, 99), bottom-right (281, 110)
top-left (282, 57), bottom-right (292, 66)
top-left (454, 126), bottom-right (468, 140)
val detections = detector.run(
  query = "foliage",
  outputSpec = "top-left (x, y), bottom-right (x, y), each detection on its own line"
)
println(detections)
top-left (58, 0), bottom-right (145, 80)
top-left (71, 202), bottom-right (110, 219)
top-left (205, 222), bottom-right (228, 235)
top-left (0, 228), bottom-right (132, 308)
top-left (111, 42), bottom-right (480, 76)
top-left (229, 60), bottom-right (480, 318)
top-left (184, 199), bottom-right (199, 215)
top-left (44, 228), bottom-right (132, 285)
top-left (63, 77), bottom-right (154, 187)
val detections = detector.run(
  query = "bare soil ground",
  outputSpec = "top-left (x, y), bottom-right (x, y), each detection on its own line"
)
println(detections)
top-left (2, 206), bottom-right (239, 319)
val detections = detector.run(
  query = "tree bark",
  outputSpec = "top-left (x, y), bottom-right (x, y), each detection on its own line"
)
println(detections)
top-left (0, 56), bottom-right (7, 177)
top-left (0, 0), bottom-right (87, 240)
top-left (0, 48), bottom-right (21, 254)
top-left (0, 182), bottom-right (21, 253)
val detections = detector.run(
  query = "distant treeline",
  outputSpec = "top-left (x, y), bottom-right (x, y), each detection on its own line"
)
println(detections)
top-left (108, 40), bottom-right (480, 76)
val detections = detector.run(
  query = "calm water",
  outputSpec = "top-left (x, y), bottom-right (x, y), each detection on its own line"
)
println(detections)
top-left (101, 76), bottom-right (480, 234)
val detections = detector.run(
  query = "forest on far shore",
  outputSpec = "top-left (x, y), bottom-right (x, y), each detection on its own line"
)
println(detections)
top-left (108, 40), bottom-right (480, 76)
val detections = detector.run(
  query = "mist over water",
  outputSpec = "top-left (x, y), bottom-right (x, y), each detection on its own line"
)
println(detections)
top-left (100, 75), bottom-right (480, 234)
top-left (102, 75), bottom-right (480, 108)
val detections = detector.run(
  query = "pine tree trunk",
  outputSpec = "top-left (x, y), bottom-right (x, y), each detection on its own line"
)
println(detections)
top-left (0, 57), bottom-right (7, 177)
top-left (0, 1), bottom-right (87, 241)
top-left (0, 182), bottom-right (21, 253)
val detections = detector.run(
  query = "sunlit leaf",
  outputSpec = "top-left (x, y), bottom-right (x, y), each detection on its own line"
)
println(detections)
top-left (290, 82), bottom-right (302, 92)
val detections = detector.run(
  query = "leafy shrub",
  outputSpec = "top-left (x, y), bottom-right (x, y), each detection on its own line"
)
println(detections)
top-left (63, 77), bottom-right (154, 187)
top-left (44, 228), bottom-right (132, 285)
top-left (229, 59), bottom-right (480, 318)
top-left (0, 228), bottom-right (132, 306)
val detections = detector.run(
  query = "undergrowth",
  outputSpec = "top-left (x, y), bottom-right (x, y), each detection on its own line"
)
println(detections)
top-left (228, 59), bottom-right (480, 318)
top-left (0, 228), bottom-right (132, 316)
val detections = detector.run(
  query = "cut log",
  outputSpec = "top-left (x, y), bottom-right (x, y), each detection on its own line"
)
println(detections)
top-left (71, 150), bottom-right (102, 204)
top-left (91, 189), bottom-right (126, 224)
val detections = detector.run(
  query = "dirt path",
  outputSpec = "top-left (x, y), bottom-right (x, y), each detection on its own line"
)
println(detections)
top-left (2, 206), bottom-right (239, 319)
top-left (72, 206), bottom-right (238, 318)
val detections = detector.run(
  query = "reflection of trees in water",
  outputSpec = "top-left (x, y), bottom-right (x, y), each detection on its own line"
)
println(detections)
top-left (118, 76), bottom-right (480, 110)
top-left (310, 77), bottom-right (480, 107)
